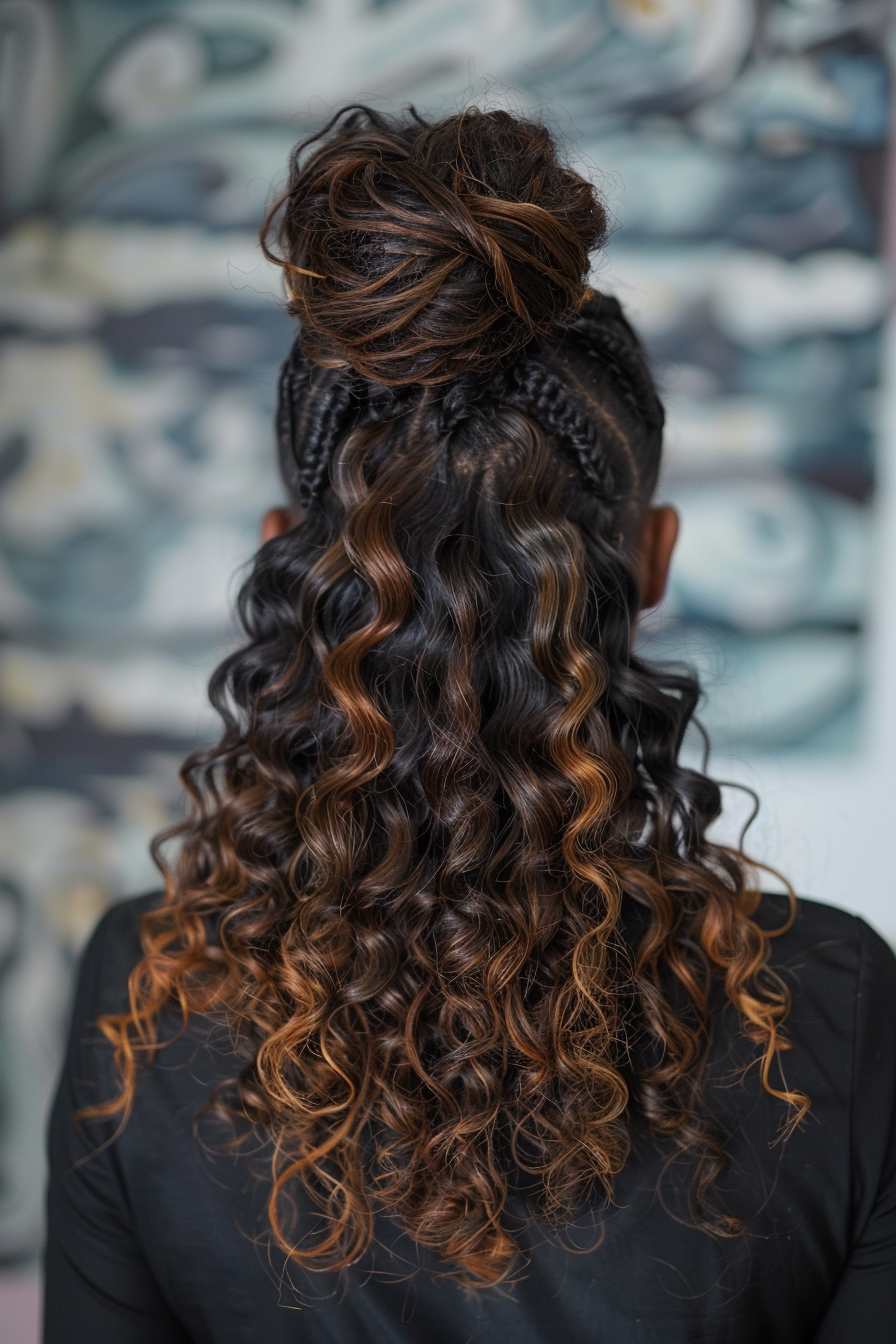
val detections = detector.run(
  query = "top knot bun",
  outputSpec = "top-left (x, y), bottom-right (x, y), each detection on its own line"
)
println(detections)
top-left (262, 105), bottom-right (608, 387)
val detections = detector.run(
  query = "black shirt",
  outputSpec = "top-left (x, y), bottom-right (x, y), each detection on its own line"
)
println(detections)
top-left (44, 890), bottom-right (896, 1343)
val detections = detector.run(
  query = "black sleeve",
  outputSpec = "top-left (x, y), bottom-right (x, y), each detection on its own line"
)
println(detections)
top-left (814, 917), bottom-right (896, 1341)
top-left (42, 900), bottom-right (193, 1344)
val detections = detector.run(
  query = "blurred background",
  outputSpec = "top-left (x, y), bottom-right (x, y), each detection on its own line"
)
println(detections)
top-left (0, 0), bottom-right (893, 1337)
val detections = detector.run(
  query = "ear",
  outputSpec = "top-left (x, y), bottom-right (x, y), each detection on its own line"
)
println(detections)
top-left (638, 505), bottom-right (679, 611)
top-left (260, 506), bottom-right (302, 545)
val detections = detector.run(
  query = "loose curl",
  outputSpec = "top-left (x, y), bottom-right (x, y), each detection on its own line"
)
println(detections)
top-left (85, 105), bottom-right (808, 1289)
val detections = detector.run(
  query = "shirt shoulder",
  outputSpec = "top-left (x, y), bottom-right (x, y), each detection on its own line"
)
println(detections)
top-left (756, 892), bottom-right (896, 1168)
top-left (757, 891), bottom-right (895, 999)
top-left (755, 891), bottom-right (895, 1051)
top-left (756, 889), bottom-right (876, 943)
top-left (74, 889), bottom-right (167, 1020)
top-left (798, 892), bottom-right (896, 975)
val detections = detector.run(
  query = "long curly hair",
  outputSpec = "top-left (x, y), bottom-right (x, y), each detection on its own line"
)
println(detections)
top-left (88, 104), bottom-right (808, 1287)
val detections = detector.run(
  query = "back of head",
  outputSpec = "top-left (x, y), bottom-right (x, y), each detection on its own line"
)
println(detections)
top-left (265, 105), bottom-right (665, 557)
top-left (98, 104), bottom-right (805, 1289)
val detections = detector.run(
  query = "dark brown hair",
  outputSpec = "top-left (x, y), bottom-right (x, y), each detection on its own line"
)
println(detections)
top-left (86, 104), bottom-right (806, 1288)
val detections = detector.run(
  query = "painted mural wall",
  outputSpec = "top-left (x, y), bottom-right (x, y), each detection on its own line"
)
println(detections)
top-left (0, 0), bottom-right (891, 1263)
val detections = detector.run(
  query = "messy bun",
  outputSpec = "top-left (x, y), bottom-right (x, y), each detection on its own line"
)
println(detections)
top-left (261, 105), bottom-right (606, 385)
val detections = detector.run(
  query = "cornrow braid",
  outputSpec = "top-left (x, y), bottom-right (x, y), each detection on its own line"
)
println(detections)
top-left (277, 336), bottom-right (427, 506)
top-left (277, 342), bottom-right (361, 507)
top-left (275, 339), bottom-right (313, 502)
top-left (301, 372), bottom-right (358, 503)
top-left (504, 357), bottom-right (617, 500)
top-left (567, 297), bottom-right (665, 437)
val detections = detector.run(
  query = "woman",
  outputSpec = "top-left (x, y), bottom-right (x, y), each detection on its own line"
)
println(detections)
top-left (43, 105), bottom-right (896, 1342)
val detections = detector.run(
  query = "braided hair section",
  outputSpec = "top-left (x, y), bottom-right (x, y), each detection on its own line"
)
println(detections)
top-left (504, 358), bottom-right (617, 500)
top-left (566, 294), bottom-right (665, 441)
top-left (276, 335), bottom-right (410, 507)
top-left (276, 290), bottom-right (663, 513)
